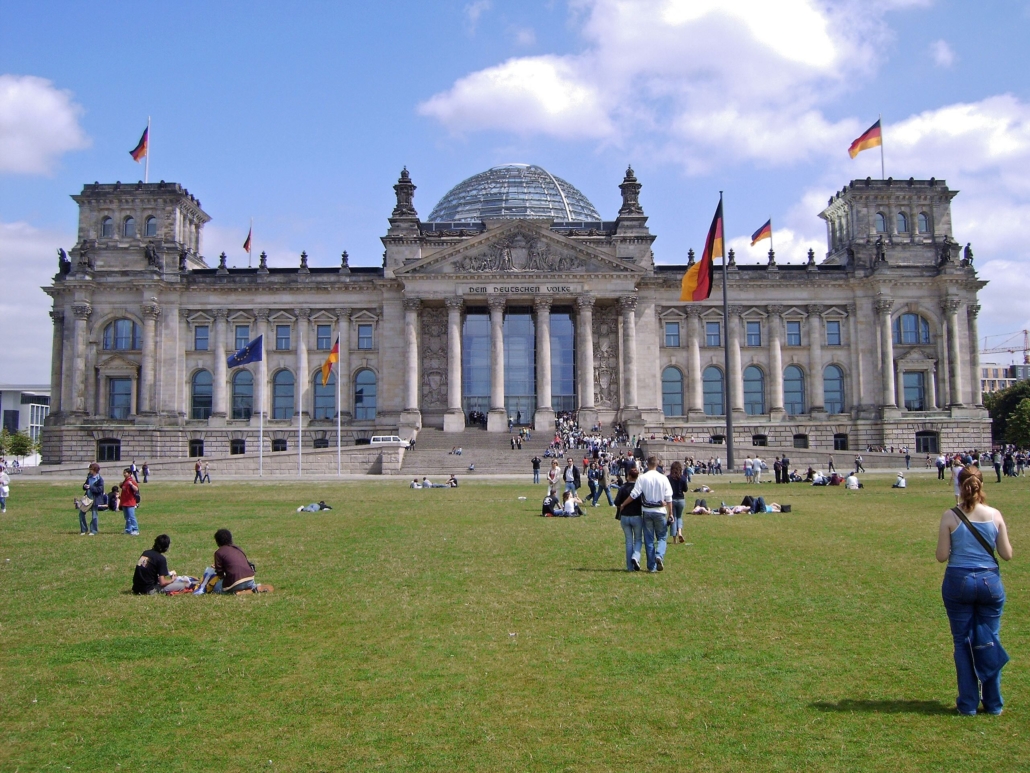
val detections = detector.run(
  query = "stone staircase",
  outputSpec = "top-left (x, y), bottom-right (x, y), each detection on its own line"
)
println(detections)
top-left (404, 427), bottom-right (545, 478)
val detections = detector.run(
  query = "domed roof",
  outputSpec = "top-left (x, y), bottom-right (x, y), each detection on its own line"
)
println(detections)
top-left (427, 164), bottom-right (601, 223)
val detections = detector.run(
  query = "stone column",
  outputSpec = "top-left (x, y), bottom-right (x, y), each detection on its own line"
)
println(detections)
top-left (336, 309), bottom-right (352, 420)
top-left (70, 303), bottom-right (92, 414)
top-left (295, 309), bottom-right (310, 420)
top-left (49, 310), bottom-right (64, 414)
top-left (577, 295), bottom-right (595, 410)
top-left (876, 297), bottom-right (896, 408)
top-left (444, 297), bottom-right (465, 432)
top-left (896, 363), bottom-right (904, 409)
top-left (487, 296), bottom-right (507, 432)
top-left (928, 365), bottom-right (938, 410)
top-left (212, 310), bottom-right (228, 418)
top-left (533, 295), bottom-right (554, 430)
top-left (686, 307), bottom-right (703, 417)
top-left (944, 299), bottom-right (964, 406)
top-left (254, 309), bottom-right (269, 420)
top-left (620, 296), bottom-right (639, 409)
top-left (139, 302), bottom-right (160, 414)
top-left (847, 303), bottom-right (863, 412)
top-left (807, 305), bottom-right (825, 413)
top-left (727, 306), bottom-right (744, 416)
top-left (403, 299), bottom-right (421, 411)
top-left (768, 305), bottom-right (785, 418)
top-left (968, 304), bottom-right (982, 406)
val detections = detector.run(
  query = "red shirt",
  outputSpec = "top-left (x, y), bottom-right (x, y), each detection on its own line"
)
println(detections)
top-left (120, 478), bottom-right (139, 507)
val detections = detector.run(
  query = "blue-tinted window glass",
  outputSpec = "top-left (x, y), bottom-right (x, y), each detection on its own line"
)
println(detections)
top-left (826, 320), bottom-right (841, 346)
top-left (702, 366), bottom-right (724, 416)
top-left (276, 325), bottom-right (291, 351)
top-left (191, 370), bottom-right (212, 420)
top-left (665, 321), bottom-right (680, 347)
top-left (194, 325), bottom-right (209, 351)
top-left (662, 367), bottom-right (683, 416)
top-left (354, 369), bottom-right (377, 420)
top-left (897, 212), bottom-right (909, 233)
top-left (101, 217), bottom-right (114, 237)
top-left (104, 319), bottom-right (139, 350)
top-left (109, 378), bottom-right (132, 419)
top-left (875, 212), bottom-right (887, 232)
top-left (784, 365), bottom-right (805, 415)
top-left (145, 216), bottom-right (157, 237)
top-left (746, 321), bottom-right (761, 347)
top-left (550, 311), bottom-right (576, 413)
top-left (743, 365), bottom-right (765, 415)
top-left (918, 213), bottom-right (930, 233)
top-left (357, 324), bottom-right (373, 349)
top-left (123, 216), bottom-right (136, 237)
top-left (232, 370), bottom-right (253, 420)
top-left (786, 321), bottom-right (801, 346)
top-left (824, 365), bottom-right (845, 413)
top-left (313, 372), bottom-right (336, 419)
top-left (462, 312), bottom-right (491, 416)
top-left (316, 324), bottom-right (332, 350)
top-left (904, 371), bottom-right (925, 411)
top-left (272, 370), bottom-right (295, 419)
top-left (504, 311), bottom-right (536, 421)
top-left (705, 322), bottom-right (721, 347)
top-left (235, 325), bottom-right (250, 351)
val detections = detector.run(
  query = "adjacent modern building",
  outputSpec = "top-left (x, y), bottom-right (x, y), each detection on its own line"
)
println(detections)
top-left (980, 362), bottom-right (1030, 394)
top-left (0, 384), bottom-right (51, 441)
top-left (42, 164), bottom-right (990, 464)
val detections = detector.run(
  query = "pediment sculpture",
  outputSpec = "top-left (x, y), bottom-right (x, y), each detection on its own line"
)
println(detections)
top-left (456, 232), bottom-right (584, 273)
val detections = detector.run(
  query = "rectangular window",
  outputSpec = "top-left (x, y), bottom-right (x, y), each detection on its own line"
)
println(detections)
top-left (29, 403), bottom-right (49, 442)
top-left (826, 320), bottom-right (841, 346)
top-left (194, 325), bottom-right (209, 351)
top-left (705, 321), bottom-right (721, 347)
top-left (316, 324), bottom-right (332, 350)
top-left (664, 321), bottom-right (680, 347)
top-left (833, 433), bottom-right (849, 451)
top-left (745, 321), bottom-right (761, 347)
top-left (357, 324), bottom-right (373, 350)
top-left (109, 378), bottom-right (132, 419)
top-left (903, 371), bottom-right (926, 411)
top-left (235, 325), bottom-right (250, 351)
top-left (276, 325), bottom-right (291, 351)
top-left (786, 321), bottom-right (801, 347)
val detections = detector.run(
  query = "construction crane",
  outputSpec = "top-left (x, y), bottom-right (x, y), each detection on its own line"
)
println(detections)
top-left (980, 330), bottom-right (1030, 364)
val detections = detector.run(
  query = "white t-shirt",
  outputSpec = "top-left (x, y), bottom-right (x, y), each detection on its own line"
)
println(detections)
top-left (845, 475), bottom-right (859, 490)
top-left (630, 469), bottom-right (674, 510)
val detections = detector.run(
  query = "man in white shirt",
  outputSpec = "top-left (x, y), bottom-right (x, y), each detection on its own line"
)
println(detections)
top-left (845, 473), bottom-right (860, 490)
top-left (622, 455), bottom-right (674, 572)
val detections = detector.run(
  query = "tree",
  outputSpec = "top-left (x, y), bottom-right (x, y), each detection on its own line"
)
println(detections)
top-left (984, 380), bottom-right (1030, 442)
top-left (1005, 398), bottom-right (1030, 448)
top-left (7, 430), bottom-right (33, 458)
top-left (0, 427), bottom-right (9, 457)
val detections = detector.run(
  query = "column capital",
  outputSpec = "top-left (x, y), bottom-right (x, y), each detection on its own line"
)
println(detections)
top-left (806, 304), bottom-right (825, 317)
top-left (403, 297), bottom-right (422, 313)
top-left (874, 297), bottom-right (894, 314)
top-left (72, 303), bottom-right (92, 320)
top-left (942, 298), bottom-right (962, 314)
top-left (444, 296), bottom-right (464, 310)
top-left (967, 303), bottom-right (981, 318)
top-left (577, 293), bottom-right (595, 310)
top-left (254, 308), bottom-right (270, 321)
top-left (141, 303), bottom-right (161, 321)
top-left (50, 310), bottom-right (65, 323)
top-left (533, 295), bottom-right (552, 312)
top-left (618, 295), bottom-right (638, 313)
top-left (845, 302), bottom-right (856, 315)
top-left (335, 308), bottom-right (351, 321)
top-left (295, 308), bottom-right (311, 319)
top-left (767, 304), bottom-right (784, 316)
top-left (213, 308), bottom-right (228, 320)
top-left (726, 305), bottom-right (746, 317)
top-left (683, 306), bottom-right (703, 319)
top-left (487, 295), bottom-right (506, 311)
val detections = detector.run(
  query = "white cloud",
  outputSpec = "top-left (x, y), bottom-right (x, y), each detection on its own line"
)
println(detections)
top-left (512, 26), bottom-right (536, 47)
top-left (0, 221), bottom-right (74, 382)
top-left (931, 39), bottom-right (956, 67)
top-left (0, 75), bottom-right (89, 175)
top-left (464, 0), bottom-right (492, 34)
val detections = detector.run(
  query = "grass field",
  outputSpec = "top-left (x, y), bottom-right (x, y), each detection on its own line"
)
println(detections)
top-left (0, 472), bottom-right (1027, 772)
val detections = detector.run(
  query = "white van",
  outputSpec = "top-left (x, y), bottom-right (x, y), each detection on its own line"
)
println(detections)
top-left (369, 435), bottom-right (410, 447)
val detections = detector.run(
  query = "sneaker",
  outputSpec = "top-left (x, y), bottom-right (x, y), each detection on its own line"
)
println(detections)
top-left (656, 555), bottom-right (664, 572)
top-left (631, 558), bottom-right (640, 571)
top-left (131, 531), bottom-right (140, 536)
top-left (88, 532), bottom-right (96, 536)
top-left (80, 531), bottom-right (87, 536)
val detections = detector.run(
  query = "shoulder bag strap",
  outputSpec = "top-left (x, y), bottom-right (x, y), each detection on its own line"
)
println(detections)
top-left (951, 506), bottom-right (997, 564)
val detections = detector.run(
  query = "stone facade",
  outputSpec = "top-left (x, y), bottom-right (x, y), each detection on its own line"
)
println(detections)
top-left (42, 171), bottom-right (990, 464)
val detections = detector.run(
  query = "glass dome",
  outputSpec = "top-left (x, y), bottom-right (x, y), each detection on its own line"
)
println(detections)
top-left (427, 164), bottom-right (601, 223)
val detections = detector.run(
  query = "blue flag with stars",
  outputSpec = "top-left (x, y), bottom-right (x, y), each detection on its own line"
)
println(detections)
top-left (227, 335), bottom-right (263, 368)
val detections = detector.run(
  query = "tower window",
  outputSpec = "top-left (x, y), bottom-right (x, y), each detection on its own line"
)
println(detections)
top-left (145, 216), bottom-right (157, 237)
top-left (874, 212), bottom-right (887, 233)
top-left (123, 216), bottom-right (136, 237)
top-left (101, 217), bottom-right (114, 238)
top-left (918, 213), bottom-right (930, 234)
top-left (896, 212), bottom-right (909, 233)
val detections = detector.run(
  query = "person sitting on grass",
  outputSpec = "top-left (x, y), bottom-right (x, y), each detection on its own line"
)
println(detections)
top-left (205, 529), bottom-right (256, 594)
top-left (410, 478), bottom-right (422, 489)
top-left (132, 534), bottom-right (191, 595)
top-left (562, 490), bottom-right (584, 516)
top-left (446, 474), bottom-right (459, 488)
top-left (297, 501), bottom-right (333, 512)
top-left (541, 488), bottom-right (561, 517)
top-left (892, 472), bottom-right (907, 489)
top-left (845, 473), bottom-right (862, 490)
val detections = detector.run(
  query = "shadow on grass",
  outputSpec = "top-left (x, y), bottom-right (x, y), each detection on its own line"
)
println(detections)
top-left (570, 568), bottom-right (627, 573)
top-left (811, 699), bottom-right (955, 715)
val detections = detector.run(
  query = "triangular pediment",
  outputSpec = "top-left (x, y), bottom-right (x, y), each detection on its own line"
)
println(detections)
top-left (395, 221), bottom-right (645, 277)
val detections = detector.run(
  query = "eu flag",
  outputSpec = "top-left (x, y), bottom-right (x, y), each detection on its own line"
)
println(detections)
top-left (227, 335), bottom-right (263, 368)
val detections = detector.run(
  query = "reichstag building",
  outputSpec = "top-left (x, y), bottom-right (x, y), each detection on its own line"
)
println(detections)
top-left (42, 163), bottom-right (990, 463)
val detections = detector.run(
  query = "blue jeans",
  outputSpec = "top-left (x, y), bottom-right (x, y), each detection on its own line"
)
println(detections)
top-left (122, 506), bottom-right (138, 534)
top-left (671, 499), bottom-right (685, 536)
top-left (942, 567), bottom-right (1005, 714)
top-left (593, 482), bottom-right (614, 506)
top-left (620, 515), bottom-right (643, 570)
top-left (642, 509), bottom-right (668, 571)
top-left (587, 479), bottom-right (598, 502)
top-left (213, 578), bottom-right (256, 594)
top-left (79, 506), bottom-right (98, 534)
top-left (533, 469), bottom-right (540, 484)
top-left (565, 481), bottom-right (576, 494)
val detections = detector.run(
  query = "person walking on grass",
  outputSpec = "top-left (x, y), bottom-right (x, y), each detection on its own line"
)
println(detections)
top-left (193, 460), bottom-right (202, 484)
top-left (594, 458), bottom-right (614, 507)
top-left (936, 465), bottom-right (1013, 715)
top-left (120, 468), bottom-right (140, 536)
top-left (0, 464), bottom-right (10, 513)
top-left (614, 467), bottom-right (643, 571)
top-left (667, 460), bottom-right (687, 544)
top-left (79, 463), bottom-right (104, 536)
top-left (620, 455), bottom-right (673, 573)
top-left (202, 461), bottom-right (211, 484)
top-left (532, 455), bottom-right (541, 484)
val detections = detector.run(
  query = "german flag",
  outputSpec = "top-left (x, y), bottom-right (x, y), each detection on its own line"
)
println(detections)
top-left (680, 200), bottom-right (721, 302)
top-left (243, 228), bottom-right (252, 254)
top-left (848, 119), bottom-right (882, 159)
top-left (321, 337), bottom-right (339, 386)
top-left (750, 219), bottom-right (772, 246)
top-left (129, 127), bottom-right (149, 162)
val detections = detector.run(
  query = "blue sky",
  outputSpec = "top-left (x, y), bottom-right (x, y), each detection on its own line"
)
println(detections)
top-left (3, 0), bottom-right (1030, 381)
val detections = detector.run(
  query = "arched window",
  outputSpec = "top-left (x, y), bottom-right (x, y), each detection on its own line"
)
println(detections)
top-left (702, 366), bottom-right (724, 416)
top-left (272, 370), bottom-right (295, 420)
top-left (354, 369), bottom-right (377, 420)
top-left (123, 216), bottom-right (136, 237)
top-left (101, 216), bottom-right (114, 238)
top-left (743, 365), bottom-right (765, 415)
top-left (103, 319), bottom-right (141, 350)
top-left (896, 212), bottom-right (909, 233)
top-left (892, 313), bottom-right (931, 345)
top-left (313, 371), bottom-right (337, 420)
top-left (824, 365), bottom-right (845, 413)
top-left (231, 370), bottom-right (253, 420)
top-left (783, 365), bottom-right (805, 415)
top-left (144, 216), bottom-right (157, 237)
top-left (874, 212), bottom-right (887, 233)
top-left (917, 212), bottom-right (930, 234)
top-left (191, 370), bottom-right (213, 420)
top-left (661, 367), bottom-right (684, 417)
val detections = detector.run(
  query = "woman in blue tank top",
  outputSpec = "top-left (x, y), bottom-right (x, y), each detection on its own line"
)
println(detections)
top-left (936, 465), bottom-right (1013, 715)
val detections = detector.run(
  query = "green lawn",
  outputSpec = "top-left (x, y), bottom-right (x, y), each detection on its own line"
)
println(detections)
top-left (1, 473), bottom-right (1027, 772)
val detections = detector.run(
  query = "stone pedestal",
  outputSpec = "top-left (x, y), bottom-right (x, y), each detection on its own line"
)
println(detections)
top-left (577, 408), bottom-right (599, 432)
top-left (443, 410), bottom-right (466, 432)
top-left (533, 407), bottom-right (555, 432)
top-left (487, 408), bottom-right (508, 433)
top-left (399, 409), bottom-right (422, 436)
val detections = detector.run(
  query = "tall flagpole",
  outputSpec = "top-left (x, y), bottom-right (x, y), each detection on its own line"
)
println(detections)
top-left (719, 191), bottom-right (735, 474)
top-left (249, 218), bottom-right (253, 268)
top-left (298, 403), bottom-right (302, 478)
top-left (145, 116), bottom-right (151, 184)
top-left (879, 113), bottom-right (885, 181)
top-left (336, 363), bottom-right (342, 476)
top-left (769, 217), bottom-right (774, 256)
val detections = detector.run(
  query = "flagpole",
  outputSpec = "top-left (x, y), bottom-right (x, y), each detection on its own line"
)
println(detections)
top-left (879, 114), bottom-right (885, 181)
top-left (249, 218), bottom-right (253, 268)
top-left (298, 400), bottom-right (302, 478)
top-left (336, 363), bottom-right (342, 476)
top-left (769, 217), bottom-right (774, 256)
top-left (259, 386), bottom-right (264, 478)
top-left (145, 116), bottom-right (150, 184)
top-left (719, 191), bottom-right (735, 475)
